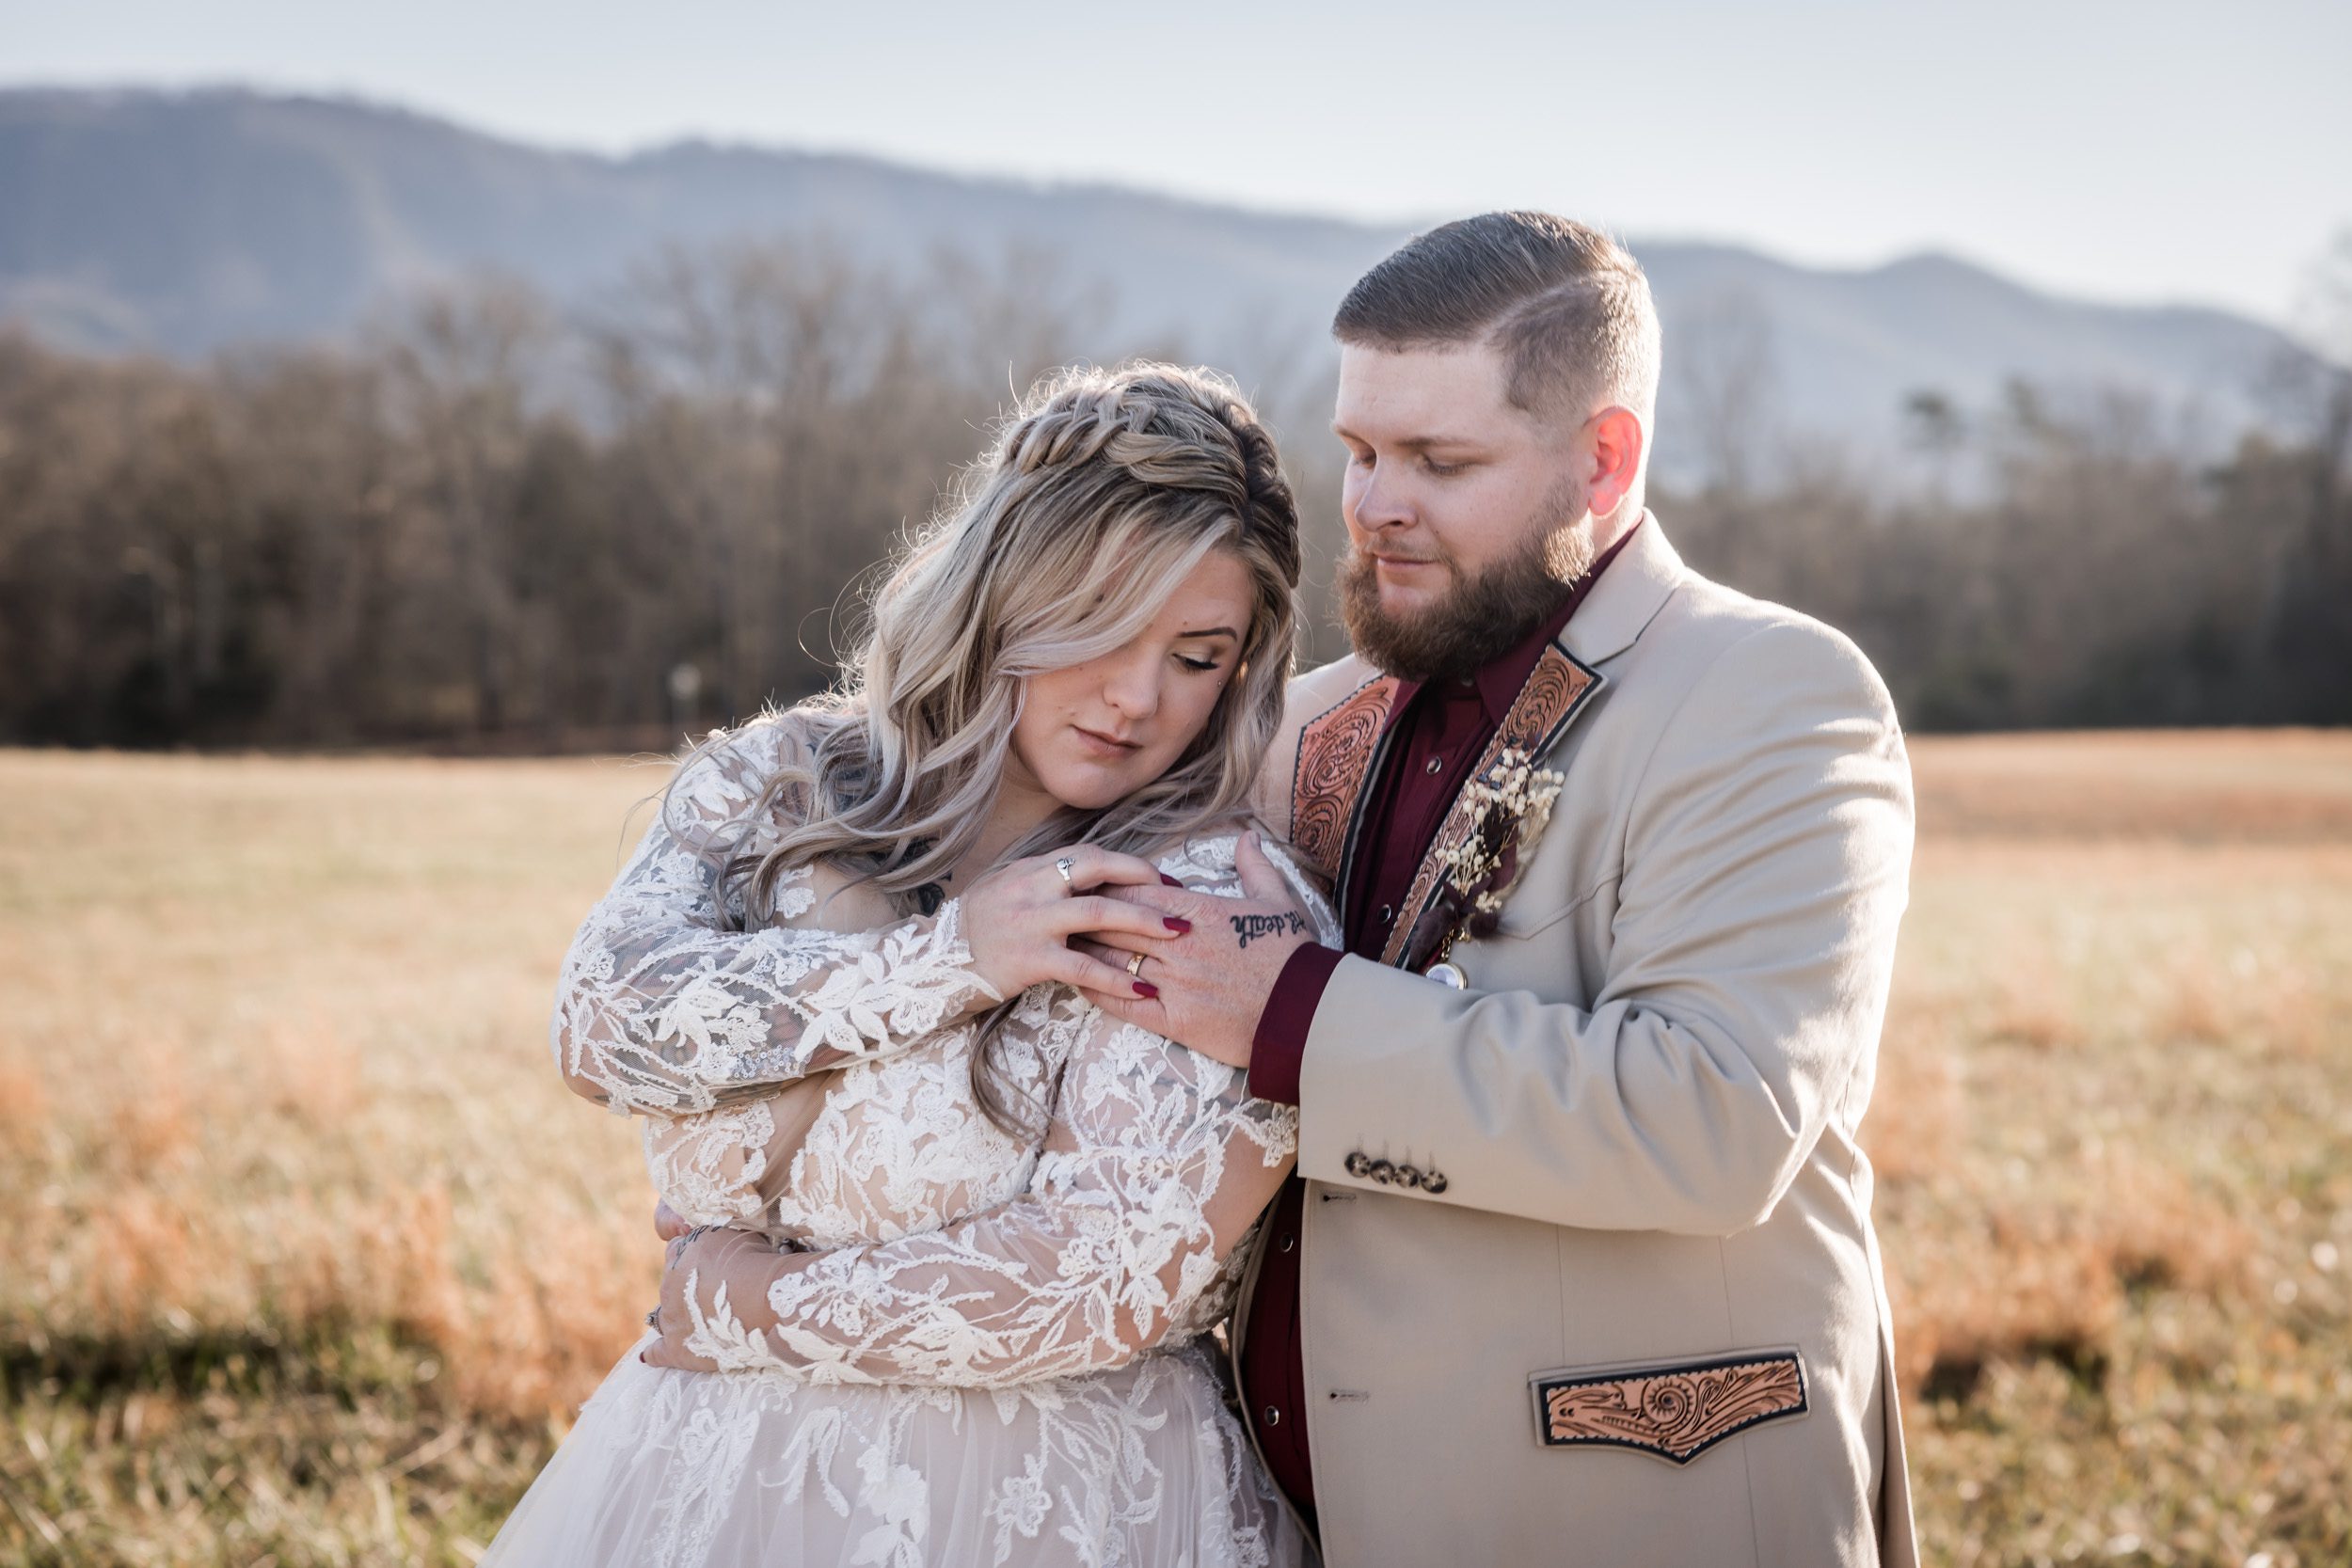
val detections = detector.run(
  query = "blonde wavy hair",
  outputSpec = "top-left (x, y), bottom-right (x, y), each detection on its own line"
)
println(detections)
top-left (679, 361), bottom-right (1302, 1132)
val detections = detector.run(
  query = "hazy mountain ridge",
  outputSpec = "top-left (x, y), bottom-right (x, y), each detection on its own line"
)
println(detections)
top-left (0, 86), bottom-right (2312, 476)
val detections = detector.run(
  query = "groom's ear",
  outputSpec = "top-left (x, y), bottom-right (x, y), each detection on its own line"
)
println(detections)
top-left (1582, 405), bottom-right (1645, 517)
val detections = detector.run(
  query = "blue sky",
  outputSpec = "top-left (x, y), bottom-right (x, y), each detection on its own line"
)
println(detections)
top-left (5, 0), bottom-right (2346, 325)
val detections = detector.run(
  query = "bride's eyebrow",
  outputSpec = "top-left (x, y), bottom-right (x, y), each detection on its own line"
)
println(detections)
top-left (1176, 626), bottom-right (1240, 640)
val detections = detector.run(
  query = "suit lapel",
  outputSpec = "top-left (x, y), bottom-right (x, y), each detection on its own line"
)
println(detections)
top-left (1287, 673), bottom-right (1403, 888)
top-left (1294, 515), bottom-right (1683, 973)
top-left (1370, 515), bottom-right (1682, 970)
top-left (1561, 513), bottom-right (1683, 669)
top-left (1381, 642), bottom-right (1606, 972)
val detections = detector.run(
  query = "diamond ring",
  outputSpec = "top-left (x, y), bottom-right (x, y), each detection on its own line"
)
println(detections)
top-left (1054, 857), bottom-right (1076, 884)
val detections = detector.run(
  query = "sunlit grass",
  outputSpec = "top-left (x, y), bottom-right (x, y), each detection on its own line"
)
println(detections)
top-left (2, 733), bottom-right (2348, 1565)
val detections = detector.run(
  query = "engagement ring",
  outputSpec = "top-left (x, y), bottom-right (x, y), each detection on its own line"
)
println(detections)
top-left (1054, 857), bottom-right (1076, 884)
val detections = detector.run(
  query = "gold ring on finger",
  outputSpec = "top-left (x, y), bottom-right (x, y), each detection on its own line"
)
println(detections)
top-left (1126, 950), bottom-right (1148, 978)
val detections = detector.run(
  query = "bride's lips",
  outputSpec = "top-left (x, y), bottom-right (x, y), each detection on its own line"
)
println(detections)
top-left (1072, 725), bottom-right (1143, 759)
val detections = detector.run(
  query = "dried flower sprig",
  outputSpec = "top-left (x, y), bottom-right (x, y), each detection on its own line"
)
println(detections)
top-left (1430, 743), bottom-right (1566, 949)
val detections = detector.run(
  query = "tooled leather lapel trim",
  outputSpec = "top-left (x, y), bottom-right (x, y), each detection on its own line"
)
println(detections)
top-left (1381, 643), bottom-right (1604, 971)
top-left (1288, 675), bottom-right (1403, 884)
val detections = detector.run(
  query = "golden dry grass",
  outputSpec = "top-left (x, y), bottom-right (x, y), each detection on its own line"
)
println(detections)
top-left (0, 751), bottom-right (668, 1562)
top-left (1879, 733), bottom-right (2352, 1564)
top-left (2, 731), bottom-right (2349, 1565)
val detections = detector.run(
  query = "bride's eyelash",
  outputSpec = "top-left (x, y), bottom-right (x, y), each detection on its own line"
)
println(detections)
top-left (1176, 654), bottom-right (1221, 673)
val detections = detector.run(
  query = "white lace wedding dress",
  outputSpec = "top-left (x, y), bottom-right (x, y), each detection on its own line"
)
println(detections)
top-left (481, 713), bottom-right (1330, 1568)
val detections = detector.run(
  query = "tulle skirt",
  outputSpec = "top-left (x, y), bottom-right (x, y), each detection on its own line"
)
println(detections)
top-left (480, 1334), bottom-right (1314, 1568)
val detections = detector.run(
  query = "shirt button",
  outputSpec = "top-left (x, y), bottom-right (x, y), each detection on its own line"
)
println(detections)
top-left (1425, 755), bottom-right (1445, 775)
top-left (1263, 1405), bottom-right (1282, 1427)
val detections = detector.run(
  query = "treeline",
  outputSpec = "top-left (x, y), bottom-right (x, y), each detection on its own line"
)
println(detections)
top-left (0, 245), bottom-right (1226, 749)
top-left (1, 241), bottom-right (2344, 748)
top-left (1667, 372), bottom-right (2352, 728)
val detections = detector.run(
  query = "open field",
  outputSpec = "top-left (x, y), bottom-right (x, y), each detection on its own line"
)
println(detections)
top-left (3, 732), bottom-right (2349, 1566)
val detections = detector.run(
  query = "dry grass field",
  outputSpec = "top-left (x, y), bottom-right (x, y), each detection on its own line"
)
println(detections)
top-left (2, 731), bottom-right (2348, 1566)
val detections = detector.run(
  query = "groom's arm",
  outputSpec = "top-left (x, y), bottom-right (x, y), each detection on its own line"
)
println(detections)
top-left (1274, 620), bottom-right (1913, 1236)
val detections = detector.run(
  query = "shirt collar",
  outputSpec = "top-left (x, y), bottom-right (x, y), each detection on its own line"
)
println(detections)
top-left (1385, 513), bottom-right (1646, 731)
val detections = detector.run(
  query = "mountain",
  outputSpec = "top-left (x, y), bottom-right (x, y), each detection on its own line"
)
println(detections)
top-left (0, 86), bottom-right (2312, 481)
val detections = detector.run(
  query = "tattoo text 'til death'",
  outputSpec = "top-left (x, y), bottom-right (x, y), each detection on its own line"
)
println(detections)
top-left (1231, 911), bottom-right (1308, 949)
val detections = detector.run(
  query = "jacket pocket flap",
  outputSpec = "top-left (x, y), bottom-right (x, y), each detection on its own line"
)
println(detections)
top-left (1528, 1348), bottom-right (1808, 1465)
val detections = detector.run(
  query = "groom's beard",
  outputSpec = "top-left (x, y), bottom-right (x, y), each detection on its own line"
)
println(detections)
top-left (1340, 484), bottom-right (1597, 685)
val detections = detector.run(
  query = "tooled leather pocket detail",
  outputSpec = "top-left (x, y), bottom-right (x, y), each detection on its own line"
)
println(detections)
top-left (1529, 1349), bottom-right (1807, 1465)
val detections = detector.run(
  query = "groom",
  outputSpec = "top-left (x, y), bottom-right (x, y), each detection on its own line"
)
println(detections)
top-left (1083, 211), bottom-right (1919, 1565)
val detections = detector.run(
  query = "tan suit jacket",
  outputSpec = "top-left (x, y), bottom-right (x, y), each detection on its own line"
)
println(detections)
top-left (1237, 515), bottom-right (1919, 1567)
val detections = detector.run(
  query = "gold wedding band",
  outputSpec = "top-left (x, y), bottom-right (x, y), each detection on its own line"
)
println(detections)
top-left (1127, 950), bottom-right (1148, 978)
top-left (1054, 857), bottom-right (1076, 884)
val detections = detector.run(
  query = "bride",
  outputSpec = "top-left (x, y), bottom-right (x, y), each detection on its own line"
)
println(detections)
top-left (481, 363), bottom-right (1331, 1567)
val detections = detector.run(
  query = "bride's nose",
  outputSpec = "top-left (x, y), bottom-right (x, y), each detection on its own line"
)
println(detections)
top-left (1100, 647), bottom-right (1163, 722)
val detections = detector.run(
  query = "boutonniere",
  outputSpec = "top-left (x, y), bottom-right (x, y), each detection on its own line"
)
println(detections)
top-left (1425, 746), bottom-right (1565, 987)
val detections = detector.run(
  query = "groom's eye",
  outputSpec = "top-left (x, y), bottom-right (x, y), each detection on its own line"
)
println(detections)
top-left (1422, 456), bottom-right (1467, 477)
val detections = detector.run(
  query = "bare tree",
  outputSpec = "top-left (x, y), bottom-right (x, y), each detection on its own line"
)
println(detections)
top-left (1673, 287), bottom-right (1781, 496)
top-left (373, 276), bottom-right (557, 734)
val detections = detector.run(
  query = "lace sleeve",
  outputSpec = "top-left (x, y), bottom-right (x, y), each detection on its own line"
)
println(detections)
top-left (668, 833), bottom-right (1328, 1386)
top-left (551, 716), bottom-right (998, 1117)
top-left (676, 1010), bottom-right (1298, 1386)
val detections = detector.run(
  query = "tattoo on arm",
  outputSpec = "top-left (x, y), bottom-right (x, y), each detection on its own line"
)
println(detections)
top-left (1230, 911), bottom-right (1309, 949)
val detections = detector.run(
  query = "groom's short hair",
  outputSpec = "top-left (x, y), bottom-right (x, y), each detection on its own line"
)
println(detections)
top-left (1333, 211), bottom-right (1661, 428)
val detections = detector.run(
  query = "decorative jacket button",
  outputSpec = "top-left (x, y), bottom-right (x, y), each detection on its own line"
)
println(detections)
top-left (1394, 1164), bottom-right (1422, 1189)
top-left (1279, 1234), bottom-right (1295, 1254)
top-left (1422, 1170), bottom-right (1449, 1195)
top-left (1344, 1151), bottom-right (1372, 1179)
top-left (1369, 1160), bottom-right (1396, 1185)
top-left (1263, 1406), bottom-right (1281, 1427)
top-left (1425, 755), bottom-right (1445, 775)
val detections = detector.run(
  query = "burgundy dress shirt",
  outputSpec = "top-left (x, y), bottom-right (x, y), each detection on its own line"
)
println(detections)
top-left (1237, 521), bottom-right (1640, 1525)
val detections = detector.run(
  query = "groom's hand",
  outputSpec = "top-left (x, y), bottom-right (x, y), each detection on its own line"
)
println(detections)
top-left (640, 1224), bottom-right (724, 1372)
top-left (1072, 832), bottom-right (1317, 1070)
top-left (641, 1224), bottom-right (797, 1372)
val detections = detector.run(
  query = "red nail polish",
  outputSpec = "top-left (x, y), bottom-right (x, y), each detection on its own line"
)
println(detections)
top-left (1165, 917), bottom-right (1191, 934)
top-left (1160, 873), bottom-right (1183, 887)
top-left (1134, 980), bottom-right (1159, 998)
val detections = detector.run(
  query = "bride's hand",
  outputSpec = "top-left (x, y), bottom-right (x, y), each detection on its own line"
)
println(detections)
top-left (959, 846), bottom-right (1188, 1002)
